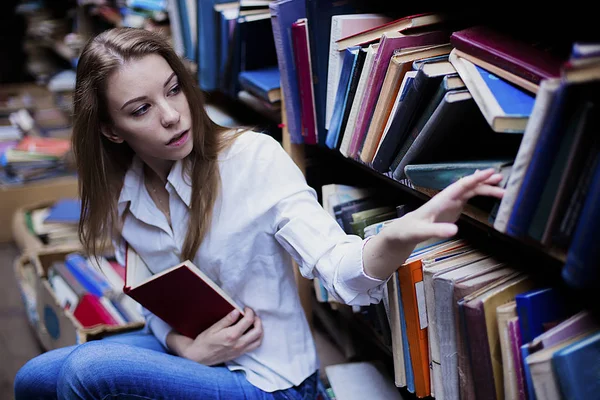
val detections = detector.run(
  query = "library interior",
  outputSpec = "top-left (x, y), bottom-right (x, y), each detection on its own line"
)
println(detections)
top-left (0, 0), bottom-right (599, 399)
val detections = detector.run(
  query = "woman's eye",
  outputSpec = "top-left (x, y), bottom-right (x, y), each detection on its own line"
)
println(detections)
top-left (168, 84), bottom-right (181, 96)
top-left (132, 104), bottom-right (150, 117)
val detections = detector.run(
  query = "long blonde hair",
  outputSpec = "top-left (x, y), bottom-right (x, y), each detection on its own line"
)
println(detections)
top-left (72, 27), bottom-right (238, 260)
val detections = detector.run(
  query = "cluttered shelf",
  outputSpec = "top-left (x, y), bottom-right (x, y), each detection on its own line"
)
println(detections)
top-left (316, 144), bottom-right (569, 267)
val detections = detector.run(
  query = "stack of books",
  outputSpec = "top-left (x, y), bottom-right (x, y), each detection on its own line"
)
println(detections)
top-left (48, 252), bottom-right (145, 329)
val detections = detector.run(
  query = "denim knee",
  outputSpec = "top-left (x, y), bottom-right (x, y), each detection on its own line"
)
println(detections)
top-left (57, 341), bottom-right (114, 399)
top-left (14, 346), bottom-right (74, 400)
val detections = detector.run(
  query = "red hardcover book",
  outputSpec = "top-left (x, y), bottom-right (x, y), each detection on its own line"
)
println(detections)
top-left (336, 12), bottom-right (448, 51)
top-left (73, 293), bottom-right (119, 328)
top-left (348, 29), bottom-right (450, 158)
top-left (123, 246), bottom-right (244, 339)
top-left (450, 26), bottom-right (564, 85)
top-left (291, 18), bottom-right (318, 145)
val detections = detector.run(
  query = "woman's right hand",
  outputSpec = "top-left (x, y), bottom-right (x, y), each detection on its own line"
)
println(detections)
top-left (180, 307), bottom-right (263, 366)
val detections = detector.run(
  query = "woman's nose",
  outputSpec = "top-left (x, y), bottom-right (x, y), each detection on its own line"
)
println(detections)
top-left (161, 102), bottom-right (180, 127)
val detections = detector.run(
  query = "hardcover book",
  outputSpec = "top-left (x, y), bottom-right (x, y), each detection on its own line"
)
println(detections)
top-left (123, 246), bottom-right (244, 339)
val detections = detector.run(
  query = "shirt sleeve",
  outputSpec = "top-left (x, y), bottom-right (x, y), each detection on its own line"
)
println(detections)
top-left (112, 235), bottom-right (173, 348)
top-left (256, 136), bottom-right (389, 305)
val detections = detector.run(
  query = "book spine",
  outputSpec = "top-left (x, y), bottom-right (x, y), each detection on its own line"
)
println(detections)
top-left (269, 2), bottom-right (304, 144)
top-left (493, 79), bottom-right (560, 233)
top-left (505, 83), bottom-right (571, 238)
top-left (463, 303), bottom-right (497, 400)
top-left (450, 32), bottom-right (547, 84)
top-left (562, 156), bottom-right (600, 288)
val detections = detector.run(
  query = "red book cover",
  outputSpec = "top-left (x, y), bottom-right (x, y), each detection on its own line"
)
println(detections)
top-left (335, 12), bottom-right (447, 51)
top-left (123, 247), bottom-right (244, 339)
top-left (73, 293), bottom-right (119, 328)
top-left (349, 29), bottom-right (450, 158)
top-left (450, 26), bottom-right (563, 85)
top-left (291, 18), bottom-right (318, 145)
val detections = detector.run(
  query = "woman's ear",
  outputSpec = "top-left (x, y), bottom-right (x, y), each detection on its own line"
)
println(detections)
top-left (101, 125), bottom-right (124, 144)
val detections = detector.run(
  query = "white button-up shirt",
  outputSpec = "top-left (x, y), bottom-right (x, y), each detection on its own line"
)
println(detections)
top-left (113, 130), bottom-right (387, 392)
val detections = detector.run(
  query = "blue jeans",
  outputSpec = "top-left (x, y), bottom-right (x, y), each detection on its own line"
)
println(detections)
top-left (14, 329), bottom-right (318, 399)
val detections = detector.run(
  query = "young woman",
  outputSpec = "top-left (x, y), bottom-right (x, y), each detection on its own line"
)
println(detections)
top-left (14, 27), bottom-right (505, 399)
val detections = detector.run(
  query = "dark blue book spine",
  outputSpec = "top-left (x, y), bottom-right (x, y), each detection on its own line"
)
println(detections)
top-left (507, 81), bottom-right (600, 238)
top-left (562, 154), bottom-right (600, 289)
top-left (305, 0), bottom-right (360, 146)
top-left (270, 0), bottom-right (305, 143)
top-left (326, 47), bottom-right (358, 149)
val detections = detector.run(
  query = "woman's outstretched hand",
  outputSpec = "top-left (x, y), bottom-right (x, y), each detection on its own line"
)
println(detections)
top-left (363, 168), bottom-right (505, 280)
top-left (395, 168), bottom-right (505, 243)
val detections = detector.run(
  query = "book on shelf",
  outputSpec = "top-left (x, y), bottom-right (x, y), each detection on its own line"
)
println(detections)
top-left (359, 43), bottom-right (454, 164)
top-left (397, 238), bottom-right (468, 398)
top-left (291, 17), bottom-right (318, 144)
top-left (306, 0), bottom-right (364, 146)
top-left (269, 0), bottom-right (305, 143)
top-left (516, 287), bottom-right (572, 400)
top-left (449, 49), bottom-right (536, 133)
top-left (460, 273), bottom-right (535, 400)
top-left (506, 78), bottom-right (600, 240)
top-left (123, 245), bottom-right (244, 339)
top-left (525, 332), bottom-right (591, 400)
top-left (552, 330), bottom-right (600, 400)
top-left (338, 43), bottom-right (379, 156)
top-left (325, 46), bottom-right (362, 149)
top-left (335, 12), bottom-right (449, 51)
top-left (326, 13), bottom-right (391, 129)
top-left (452, 48), bottom-right (539, 94)
top-left (449, 25), bottom-right (564, 85)
top-left (561, 153), bottom-right (600, 289)
top-left (348, 29), bottom-right (451, 158)
top-left (496, 301), bottom-right (520, 400)
top-left (388, 73), bottom-right (465, 176)
top-left (493, 78), bottom-right (561, 234)
top-left (371, 57), bottom-right (457, 173)
top-left (455, 268), bottom-right (520, 400)
top-left (433, 255), bottom-right (508, 400)
top-left (403, 159), bottom-right (513, 191)
top-left (237, 66), bottom-right (281, 103)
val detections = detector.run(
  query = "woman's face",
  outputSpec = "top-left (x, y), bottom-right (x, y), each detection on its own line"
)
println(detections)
top-left (102, 54), bottom-right (193, 164)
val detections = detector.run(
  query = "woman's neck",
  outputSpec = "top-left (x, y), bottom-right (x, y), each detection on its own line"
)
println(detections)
top-left (140, 155), bottom-right (175, 184)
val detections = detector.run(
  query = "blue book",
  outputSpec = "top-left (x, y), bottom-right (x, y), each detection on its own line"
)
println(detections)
top-left (507, 80), bottom-right (600, 238)
top-left (517, 287), bottom-right (570, 400)
top-left (396, 273), bottom-right (415, 393)
top-left (562, 152), bottom-right (600, 289)
top-left (64, 253), bottom-right (112, 298)
top-left (175, 0), bottom-right (193, 61)
top-left (197, 0), bottom-right (231, 91)
top-left (452, 52), bottom-right (534, 133)
top-left (326, 47), bottom-right (359, 149)
top-left (217, 9), bottom-right (238, 90)
top-left (552, 330), bottom-right (600, 400)
top-left (44, 198), bottom-right (81, 224)
top-left (306, 0), bottom-right (362, 146)
top-left (269, 0), bottom-right (306, 144)
top-left (238, 67), bottom-right (281, 103)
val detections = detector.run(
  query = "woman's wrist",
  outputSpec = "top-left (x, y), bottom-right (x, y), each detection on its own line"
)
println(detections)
top-left (166, 331), bottom-right (194, 358)
top-left (362, 219), bottom-right (420, 280)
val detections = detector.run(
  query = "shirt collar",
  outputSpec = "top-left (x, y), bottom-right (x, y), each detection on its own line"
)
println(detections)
top-left (118, 156), bottom-right (192, 218)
